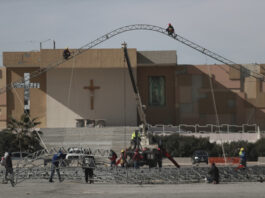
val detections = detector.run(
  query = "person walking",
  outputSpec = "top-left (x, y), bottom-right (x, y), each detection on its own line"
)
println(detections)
top-left (2, 152), bottom-right (15, 187)
top-left (82, 152), bottom-right (95, 184)
top-left (49, 151), bottom-right (63, 183)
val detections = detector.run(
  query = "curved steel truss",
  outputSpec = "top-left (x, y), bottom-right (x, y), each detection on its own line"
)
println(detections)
top-left (1, 24), bottom-right (264, 95)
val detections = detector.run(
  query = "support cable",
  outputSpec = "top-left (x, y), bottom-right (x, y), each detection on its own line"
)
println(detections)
top-left (206, 62), bottom-right (227, 164)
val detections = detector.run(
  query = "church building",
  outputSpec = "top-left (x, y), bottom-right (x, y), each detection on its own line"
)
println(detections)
top-left (1, 48), bottom-right (176, 128)
top-left (1, 48), bottom-right (265, 129)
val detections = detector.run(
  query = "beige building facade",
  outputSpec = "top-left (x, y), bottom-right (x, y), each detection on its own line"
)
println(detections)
top-left (3, 49), bottom-right (138, 128)
top-left (0, 67), bottom-right (7, 128)
top-left (2, 48), bottom-right (265, 129)
top-left (46, 68), bottom-right (137, 127)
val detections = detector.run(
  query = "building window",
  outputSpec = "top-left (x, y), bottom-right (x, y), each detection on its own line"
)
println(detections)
top-left (148, 76), bottom-right (165, 106)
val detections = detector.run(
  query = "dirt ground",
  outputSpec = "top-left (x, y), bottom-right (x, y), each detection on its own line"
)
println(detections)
top-left (1, 181), bottom-right (265, 198)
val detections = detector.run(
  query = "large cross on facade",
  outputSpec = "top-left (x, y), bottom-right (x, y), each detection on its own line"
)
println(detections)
top-left (83, 79), bottom-right (100, 110)
top-left (13, 73), bottom-right (40, 114)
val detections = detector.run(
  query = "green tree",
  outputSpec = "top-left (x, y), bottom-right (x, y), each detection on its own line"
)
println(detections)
top-left (4, 113), bottom-right (43, 155)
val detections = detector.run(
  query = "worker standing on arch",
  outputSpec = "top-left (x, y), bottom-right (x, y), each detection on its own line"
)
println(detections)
top-left (63, 47), bottom-right (71, 59)
top-left (166, 23), bottom-right (175, 36)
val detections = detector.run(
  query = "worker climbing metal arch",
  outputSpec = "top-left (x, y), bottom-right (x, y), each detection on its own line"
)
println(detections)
top-left (1, 24), bottom-right (264, 95)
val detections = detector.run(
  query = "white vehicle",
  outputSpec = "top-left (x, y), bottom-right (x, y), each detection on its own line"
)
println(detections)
top-left (65, 153), bottom-right (85, 160)
top-left (65, 147), bottom-right (87, 161)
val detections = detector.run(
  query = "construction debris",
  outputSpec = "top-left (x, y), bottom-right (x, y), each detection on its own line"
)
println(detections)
top-left (1, 147), bottom-right (265, 185)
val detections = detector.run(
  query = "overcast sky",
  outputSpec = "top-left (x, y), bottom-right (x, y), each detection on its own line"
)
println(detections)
top-left (0, 0), bottom-right (265, 65)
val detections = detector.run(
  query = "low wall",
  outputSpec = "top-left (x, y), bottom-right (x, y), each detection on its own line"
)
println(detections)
top-left (258, 157), bottom-right (265, 164)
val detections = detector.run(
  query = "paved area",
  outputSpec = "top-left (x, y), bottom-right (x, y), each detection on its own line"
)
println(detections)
top-left (0, 181), bottom-right (265, 198)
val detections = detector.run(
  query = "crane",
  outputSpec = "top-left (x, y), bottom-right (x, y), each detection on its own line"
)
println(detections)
top-left (122, 42), bottom-right (147, 136)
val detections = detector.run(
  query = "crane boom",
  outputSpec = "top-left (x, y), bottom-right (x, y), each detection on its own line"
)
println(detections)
top-left (122, 42), bottom-right (147, 134)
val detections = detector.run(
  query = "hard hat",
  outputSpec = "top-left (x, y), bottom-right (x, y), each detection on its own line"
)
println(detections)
top-left (121, 149), bottom-right (124, 153)
top-left (158, 148), bottom-right (161, 151)
top-left (240, 147), bottom-right (244, 151)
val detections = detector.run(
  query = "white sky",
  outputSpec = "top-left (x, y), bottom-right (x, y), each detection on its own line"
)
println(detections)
top-left (0, 0), bottom-right (265, 65)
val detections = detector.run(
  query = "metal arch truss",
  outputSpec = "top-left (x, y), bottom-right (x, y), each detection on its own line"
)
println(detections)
top-left (1, 24), bottom-right (264, 95)
top-left (2, 165), bottom-right (265, 185)
top-left (2, 147), bottom-right (265, 184)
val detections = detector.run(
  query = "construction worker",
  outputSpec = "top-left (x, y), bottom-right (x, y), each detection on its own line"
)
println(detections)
top-left (166, 23), bottom-right (175, 36)
top-left (63, 47), bottom-right (71, 59)
top-left (108, 149), bottom-right (117, 167)
top-left (82, 152), bottom-right (95, 184)
top-left (1, 152), bottom-right (15, 187)
top-left (157, 148), bottom-right (163, 169)
top-left (131, 130), bottom-right (141, 150)
top-left (142, 147), bottom-right (148, 162)
top-left (119, 149), bottom-right (127, 168)
top-left (236, 147), bottom-right (247, 170)
top-left (207, 163), bottom-right (219, 184)
top-left (49, 151), bottom-right (64, 183)
top-left (132, 148), bottom-right (143, 169)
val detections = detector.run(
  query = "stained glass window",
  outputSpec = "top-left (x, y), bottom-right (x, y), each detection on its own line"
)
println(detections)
top-left (149, 76), bottom-right (165, 106)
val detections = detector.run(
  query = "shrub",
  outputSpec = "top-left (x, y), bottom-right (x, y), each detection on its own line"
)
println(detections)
top-left (151, 134), bottom-right (265, 160)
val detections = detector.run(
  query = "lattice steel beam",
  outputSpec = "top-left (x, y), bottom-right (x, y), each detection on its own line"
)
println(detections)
top-left (1, 24), bottom-right (264, 95)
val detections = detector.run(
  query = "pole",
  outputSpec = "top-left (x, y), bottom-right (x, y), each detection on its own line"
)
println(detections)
top-left (35, 129), bottom-right (49, 153)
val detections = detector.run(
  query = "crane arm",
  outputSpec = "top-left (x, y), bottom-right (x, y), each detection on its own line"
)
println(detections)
top-left (122, 43), bottom-right (147, 134)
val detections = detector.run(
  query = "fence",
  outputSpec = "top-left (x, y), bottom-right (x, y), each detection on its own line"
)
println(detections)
top-left (148, 124), bottom-right (258, 135)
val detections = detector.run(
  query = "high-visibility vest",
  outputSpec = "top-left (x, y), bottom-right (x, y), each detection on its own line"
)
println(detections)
top-left (131, 131), bottom-right (140, 140)
top-left (131, 132), bottom-right (135, 140)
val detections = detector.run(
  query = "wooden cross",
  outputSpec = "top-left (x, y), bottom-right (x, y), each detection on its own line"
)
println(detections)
top-left (83, 79), bottom-right (100, 110)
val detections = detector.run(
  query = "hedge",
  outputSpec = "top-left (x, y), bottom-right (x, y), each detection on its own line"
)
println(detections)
top-left (152, 134), bottom-right (265, 161)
